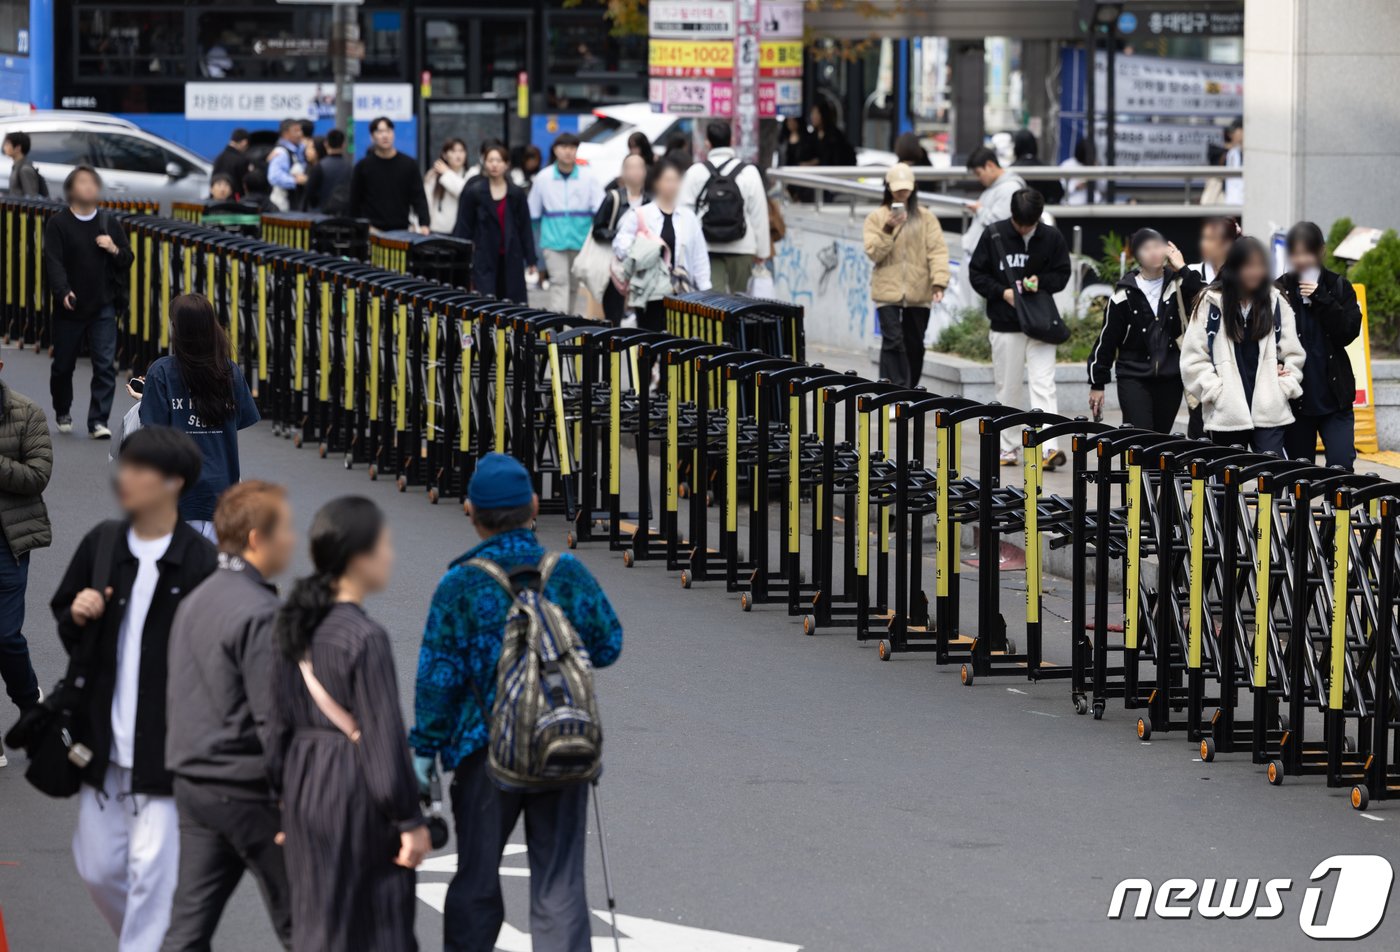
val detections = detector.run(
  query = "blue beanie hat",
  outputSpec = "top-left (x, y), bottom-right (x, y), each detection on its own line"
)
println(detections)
top-left (467, 453), bottom-right (534, 510)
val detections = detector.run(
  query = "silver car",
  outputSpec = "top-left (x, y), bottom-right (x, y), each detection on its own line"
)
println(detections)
top-left (0, 112), bottom-right (211, 206)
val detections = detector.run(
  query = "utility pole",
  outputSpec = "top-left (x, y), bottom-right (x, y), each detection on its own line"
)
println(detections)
top-left (733, 0), bottom-right (760, 163)
top-left (331, 2), bottom-right (357, 153)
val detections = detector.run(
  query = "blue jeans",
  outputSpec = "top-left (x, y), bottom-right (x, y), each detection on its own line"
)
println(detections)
top-left (50, 307), bottom-right (117, 431)
top-left (0, 532), bottom-right (39, 712)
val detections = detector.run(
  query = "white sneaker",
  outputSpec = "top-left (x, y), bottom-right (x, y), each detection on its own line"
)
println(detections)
top-left (56, 415), bottom-right (73, 434)
top-left (90, 424), bottom-right (112, 440)
top-left (0, 750), bottom-right (8, 767)
top-left (999, 450), bottom-right (1019, 467)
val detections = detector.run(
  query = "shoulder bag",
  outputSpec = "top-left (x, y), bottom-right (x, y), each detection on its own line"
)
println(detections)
top-left (990, 227), bottom-right (1070, 345)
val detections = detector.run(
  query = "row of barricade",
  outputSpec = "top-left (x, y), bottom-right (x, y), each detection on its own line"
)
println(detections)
top-left (1, 194), bottom-right (1394, 811)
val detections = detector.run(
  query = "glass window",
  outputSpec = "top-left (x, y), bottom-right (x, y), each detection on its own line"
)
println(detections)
top-left (481, 18), bottom-right (528, 98)
top-left (91, 133), bottom-right (168, 175)
top-left (76, 9), bottom-right (185, 79)
top-left (26, 131), bottom-right (94, 166)
top-left (422, 17), bottom-right (469, 98)
top-left (578, 116), bottom-right (625, 145)
top-left (301, 8), bottom-right (406, 81)
top-left (195, 10), bottom-right (299, 80)
top-left (0, 0), bottom-right (29, 56)
top-left (544, 13), bottom-right (645, 108)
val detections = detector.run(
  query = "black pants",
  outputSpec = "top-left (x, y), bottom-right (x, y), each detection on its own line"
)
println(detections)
top-left (1285, 407), bottom-right (1356, 470)
top-left (602, 284), bottom-right (626, 327)
top-left (1187, 403), bottom-right (1205, 439)
top-left (640, 299), bottom-right (666, 333)
top-left (445, 749), bottom-right (591, 952)
top-left (1116, 376), bottom-right (1184, 433)
top-left (50, 308), bottom-right (117, 430)
top-left (0, 532), bottom-right (38, 712)
top-left (161, 779), bottom-right (293, 952)
top-left (1209, 426), bottom-right (1286, 456)
top-left (875, 305), bottom-right (931, 389)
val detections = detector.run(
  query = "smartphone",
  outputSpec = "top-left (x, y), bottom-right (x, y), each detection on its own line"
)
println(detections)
top-left (128, 377), bottom-right (144, 395)
top-left (890, 202), bottom-right (905, 215)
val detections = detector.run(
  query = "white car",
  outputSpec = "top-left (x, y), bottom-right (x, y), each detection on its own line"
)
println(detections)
top-left (0, 112), bottom-right (211, 204)
top-left (575, 103), bottom-right (696, 183)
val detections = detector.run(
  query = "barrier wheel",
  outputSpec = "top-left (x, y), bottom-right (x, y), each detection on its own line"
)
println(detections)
top-left (680, 570), bottom-right (691, 589)
top-left (368, 464), bottom-right (378, 481)
top-left (566, 531), bottom-right (577, 550)
top-left (1351, 784), bottom-right (1370, 811)
top-left (801, 615), bottom-right (816, 636)
top-left (1267, 760), bottom-right (1284, 786)
top-left (740, 593), bottom-right (752, 612)
top-left (1135, 716), bottom-right (1151, 739)
top-left (1073, 694), bottom-right (1089, 716)
top-left (960, 664), bottom-right (974, 686)
top-left (622, 549), bottom-right (634, 568)
top-left (1277, 714), bottom-right (1289, 732)
top-left (396, 475), bottom-right (407, 493)
top-left (1200, 738), bottom-right (1216, 762)
top-left (318, 442), bottom-right (327, 459)
top-left (1344, 735), bottom-right (1356, 754)
top-left (1092, 700), bottom-right (1105, 720)
top-left (877, 640), bottom-right (891, 662)
top-left (428, 487), bottom-right (440, 505)
top-left (1004, 638), bottom-right (1017, 656)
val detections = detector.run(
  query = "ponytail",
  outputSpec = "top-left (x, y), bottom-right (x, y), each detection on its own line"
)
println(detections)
top-left (274, 496), bottom-right (385, 660)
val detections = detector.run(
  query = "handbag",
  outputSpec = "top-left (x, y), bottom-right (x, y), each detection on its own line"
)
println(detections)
top-left (5, 521), bottom-right (123, 798)
top-left (990, 227), bottom-right (1070, 345)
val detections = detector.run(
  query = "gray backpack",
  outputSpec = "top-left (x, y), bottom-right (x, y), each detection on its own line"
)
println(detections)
top-left (467, 553), bottom-right (603, 789)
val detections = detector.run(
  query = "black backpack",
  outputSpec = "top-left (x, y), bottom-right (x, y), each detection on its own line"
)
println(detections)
top-left (697, 159), bottom-right (748, 243)
top-left (33, 165), bottom-right (49, 198)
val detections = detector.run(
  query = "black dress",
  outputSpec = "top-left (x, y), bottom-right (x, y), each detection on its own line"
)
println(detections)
top-left (268, 603), bottom-right (424, 951)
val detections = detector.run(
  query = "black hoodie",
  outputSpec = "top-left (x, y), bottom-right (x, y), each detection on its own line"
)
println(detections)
top-left (1088, 267), bottom-right (1193, 386)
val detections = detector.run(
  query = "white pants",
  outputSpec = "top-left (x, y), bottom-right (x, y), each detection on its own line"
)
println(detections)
top-left (73, 764), bottom-right (180, 952)
top-left (542, 248), bottom-right (582, 315)
top-left (989, 330), bottom-right (1060, 455)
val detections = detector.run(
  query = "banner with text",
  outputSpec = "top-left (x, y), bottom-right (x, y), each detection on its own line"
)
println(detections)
top-left (648, 1), bottom-right (802, 118)
top-left (185, 82), bottom-right (413, 122)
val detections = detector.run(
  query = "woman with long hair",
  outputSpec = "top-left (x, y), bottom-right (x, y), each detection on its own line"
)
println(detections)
top-left (424, 137), bottom-right (469, 234)
top-left (269, 497), bottom-right (428, 952)
top-left (1179, 215), bottom-right (1241, 436)
top-left (612, 159), bottom-right (711, 331)
top-left (455, 141), bottom-right (537, 303)
top-left (1277, 220), bottom-right (1362, 468)
top-left (591, 152), bottom-right (651, 325)
top-left (1180, 236), bottom-right (1305, 455)
top-left (862, 163), bottom-right (949, 388)
top-left (137, 293), bottom-right (260, 538)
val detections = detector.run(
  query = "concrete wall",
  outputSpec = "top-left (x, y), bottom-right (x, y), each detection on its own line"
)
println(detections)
top-left (1244, 0), bottom-right (1400, 235)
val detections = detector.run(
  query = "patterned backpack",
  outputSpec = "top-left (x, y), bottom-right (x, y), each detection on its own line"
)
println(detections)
top-left (467, 553), bottom-right (603, 789)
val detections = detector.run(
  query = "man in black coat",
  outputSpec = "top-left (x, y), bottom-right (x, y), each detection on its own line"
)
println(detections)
top-left (211, 129), bottom-right (251, 198)
top-left (51, 427), bottom-right (217, 950)
top-left (162, 481), bottom-right (296, 950)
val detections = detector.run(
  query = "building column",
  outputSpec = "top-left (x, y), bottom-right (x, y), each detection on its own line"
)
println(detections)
top-left (1021, 40), bottom-right (1052, 158)
top-left (951, 39), bottom-right (985, 161)
top-left (1244, 0), bottom-right (1400, 235)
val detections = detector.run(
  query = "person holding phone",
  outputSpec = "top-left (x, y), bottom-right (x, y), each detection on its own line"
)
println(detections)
top-left (863, 163), bottom-right (950, 389)
top-left (1276, 221), bottom-right (1362, 468)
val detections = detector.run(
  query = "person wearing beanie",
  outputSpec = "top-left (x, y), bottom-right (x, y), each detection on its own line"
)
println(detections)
top-left (409, 452), bottom-right (622, 951)
top-left (863, 162), bottom-right (950, 389)
top-left (1087, 228), bottom-right (1193, 432)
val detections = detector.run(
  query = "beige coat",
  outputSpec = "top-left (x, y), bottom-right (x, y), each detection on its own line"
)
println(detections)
top-left (863, 205), bottom-right (951, 307)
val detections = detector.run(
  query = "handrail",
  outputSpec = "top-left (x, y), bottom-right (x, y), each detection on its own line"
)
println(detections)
top-left (773, 164), bottom-right (1243, 182)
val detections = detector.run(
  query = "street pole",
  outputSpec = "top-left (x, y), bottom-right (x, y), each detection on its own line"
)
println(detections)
top-left (1104, 24), bottom-right (1116, 203)
top-left (733, 0), bottom-right (760, 164)
top-left (332, 2), bottom-right (354, 150)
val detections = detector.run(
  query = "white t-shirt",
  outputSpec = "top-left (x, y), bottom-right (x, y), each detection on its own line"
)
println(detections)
top-left (110, 529), bottom-right (172, 768)
top-left (1136, 274), bottom-right (1165, 314)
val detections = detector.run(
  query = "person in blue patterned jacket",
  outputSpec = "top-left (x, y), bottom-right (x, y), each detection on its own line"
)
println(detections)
top-left (410, 452), bottom-right (622, 952)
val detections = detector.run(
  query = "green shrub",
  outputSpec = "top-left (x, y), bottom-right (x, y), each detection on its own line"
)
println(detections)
top-left (932, 307), bottom-right (992, 362)
top-left (1056, 310), bottom-right (1104, 365)
top-left (1324, 217), bottom-right (1354, 276)
top-left (1349, 228), bottom-right (1400, 349)
top-left (1096, 230), bottom-right (1134, 284)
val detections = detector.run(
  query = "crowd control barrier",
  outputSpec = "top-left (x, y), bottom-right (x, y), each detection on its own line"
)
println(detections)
top-left (3, 193), bottom-right (1397, 812)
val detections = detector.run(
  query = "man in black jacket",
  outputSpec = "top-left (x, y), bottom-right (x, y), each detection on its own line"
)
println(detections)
top-left (967, 188), bottom-right (1071, 468)
top-left (162, 481), bottom-right (295, 950)
top-left (304, 127), bottom-right (352, 214)
top-left (350, 116), bottom-right (431, 233)
top-left (211, 129), bottom-right (250, 197)
top-left (51, 427), bottom-right (217, 950)
top-left (43, 165), bottom-right (134, 439)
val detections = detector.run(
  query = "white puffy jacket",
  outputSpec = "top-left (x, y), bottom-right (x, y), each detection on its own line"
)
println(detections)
top-left (1179, 287), bottom-right (1305, 432)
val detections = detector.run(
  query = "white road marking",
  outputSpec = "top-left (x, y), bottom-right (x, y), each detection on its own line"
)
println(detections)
top-left (1025, 710), bottom-right (1059, 718)
top-left (1360, 814), bottom-right (1385, 823)
top-left (1005, 688), bottom-right (1028, 695)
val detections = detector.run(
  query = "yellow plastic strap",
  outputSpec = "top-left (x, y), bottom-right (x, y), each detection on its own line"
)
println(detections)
top-left (1188, 477), bottom-right (1205, 669)
top-left (205, 251), bottom-right (215, 301)
top-left (294, 274), bottom-right (306, 391)
top-left (856, 409), bottom-right (870, 577)
top-left (317, 281), bottom-right (331, 403)
top-left (1124, 464), bottom-right (1141, 650)
top-left (425, 312), bottom-right (438, 438)
top-left (142, 236), bottom-right (153, 342)
top-left (1024, 447), bottom-right (1041, 624)
top-left (493, 327), bottom-right (507, 453)
top-left (1252, 492), bottom-right (1272, 688)
top-left (17, 215), bottom-right (26, 311)
top-left (256, 264), bottom-right (268, 382)
top-left (368, 297), bottom-right (381, 421)
top-left (935, 425), bottom-right (949, 598)
top-left (950, 426), bottom-right (962, 576)
top-left (726, 378), bottom-right (738, 533)
top-left (228, 261), bottom-right (239, 360)
top-left (182, 246), bottom-right (191, 294)
top-left (815, 391), bottom-right (825, 526)
top-left (547, 342), bottom-right (571, 476)
top-left (4, 211), bottom-right (12, 307)
top-left (160, 243), bottom-right (171, 348)
top-left (345, 291), bottom-right (358, 412)
top-left (458, 320), bottom-right (472, 451)
top-left (666, 367), bottom-right (679, 512)
top-left (395, 304), bottom-right (408, 431)
top-left (127, 252), bottom-right (138, 333)
top-left (1328, 507), bottom-right (1350, 710)
top-left (609, 352), bottom-right (622, 495)
top-left (788, 394), bottom-right (800, 554)
top-left (880, 410), bottom-right (890, 554)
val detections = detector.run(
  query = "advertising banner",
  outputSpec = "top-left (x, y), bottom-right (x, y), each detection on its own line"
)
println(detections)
top-left (185, 82), bottom-right (412, 122)
top-left (649, 1), bottom-right (802, 118)
top-left (1093, 53), bottom-right (1243, 117)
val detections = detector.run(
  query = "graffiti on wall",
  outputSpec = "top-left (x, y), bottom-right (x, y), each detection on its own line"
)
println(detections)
top-left (770, 229), bottom-right (874, 351)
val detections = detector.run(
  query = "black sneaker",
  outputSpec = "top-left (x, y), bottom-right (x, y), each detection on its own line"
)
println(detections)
top-left (56, 415), bottom-right (73, 434)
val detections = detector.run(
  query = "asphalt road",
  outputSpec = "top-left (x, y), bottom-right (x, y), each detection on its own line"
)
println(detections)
top-left (1, 339), bottom-right (1398, 951)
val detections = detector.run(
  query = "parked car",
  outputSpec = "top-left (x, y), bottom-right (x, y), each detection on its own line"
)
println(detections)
top-left (575, 103), bottom-right (694, 182)
top-left (0, 112), bottom-right (211, 204)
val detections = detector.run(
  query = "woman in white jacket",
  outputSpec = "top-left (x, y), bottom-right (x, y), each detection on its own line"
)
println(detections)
top-left (612, 159), bottom-right (711, 331)
top-left (423, 138), bottom-right (469, 234)
top-left (1179, 236), bottom-right (1305, 456)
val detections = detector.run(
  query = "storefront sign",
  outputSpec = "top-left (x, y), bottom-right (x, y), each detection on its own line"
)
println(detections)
top-left (184, 82), bottom-right (413, 122)
top-left (1094, 53), bottom-right (1243, 117)
top-left (648, 39), bottom-right (735, 78)
top-left (1144, 9), bottom-right (1244, 36)
top-left (761, 0), bottom-right (804, 39)
top-left (649, 0), bottom-right (736, 40)
top-left (1092, 120), bottom-right (1226, 165)
top-left (759, 40), bottom-right (803, 78)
